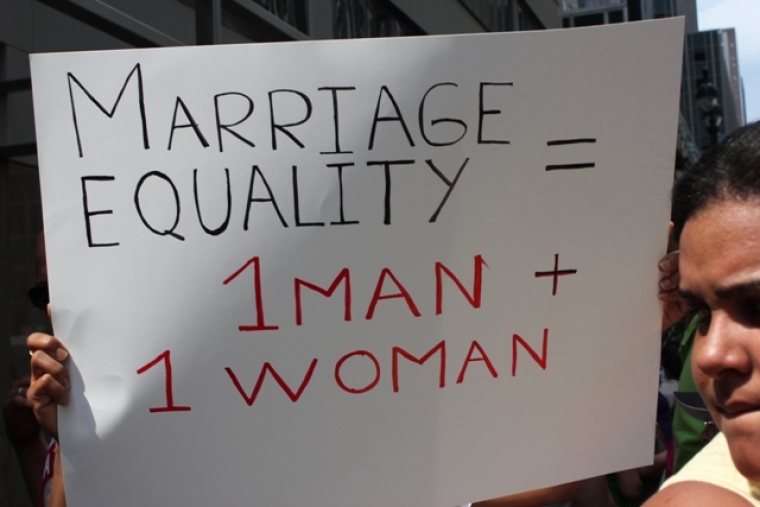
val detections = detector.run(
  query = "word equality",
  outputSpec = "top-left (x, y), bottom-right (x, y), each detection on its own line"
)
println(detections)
top-left (81, 157), bottom-right (469, 247)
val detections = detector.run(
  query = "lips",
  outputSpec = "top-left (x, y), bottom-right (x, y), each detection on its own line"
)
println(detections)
top-left (717, 400), bottom-right (760, 418)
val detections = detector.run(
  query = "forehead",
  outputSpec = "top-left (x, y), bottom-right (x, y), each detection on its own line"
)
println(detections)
top-left (679, 199), bottom-right (760, 292)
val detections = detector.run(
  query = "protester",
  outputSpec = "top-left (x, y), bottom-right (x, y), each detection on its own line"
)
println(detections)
top-left (3, 375), bottom-right (45, 506)
top-left (26, 330), bottom-right (66, 507)
top-left (658, 223), bottom-right (715, 477)
top-left (2, 234), bottom-right (60, 507)
top-left (644, 120), bottom-right (760, 505)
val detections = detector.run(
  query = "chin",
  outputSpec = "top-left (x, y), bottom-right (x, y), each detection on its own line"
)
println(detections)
top-left (727, 439), bottom-right (760, 482)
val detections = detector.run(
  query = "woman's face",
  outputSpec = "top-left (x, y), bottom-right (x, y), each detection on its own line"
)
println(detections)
top-left (680, 197), bottom-right (760, 480)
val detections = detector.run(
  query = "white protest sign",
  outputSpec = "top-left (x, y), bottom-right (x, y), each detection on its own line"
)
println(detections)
top-left (30, 19), bottom-right (684, 507)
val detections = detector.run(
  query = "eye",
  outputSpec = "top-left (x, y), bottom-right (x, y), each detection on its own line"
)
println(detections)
top-left (742, 300), bottom-right (760, 326)
top-left (685, 303), bottom-right (711, 335)
top-left (696, 309), bottom-right (712, 335)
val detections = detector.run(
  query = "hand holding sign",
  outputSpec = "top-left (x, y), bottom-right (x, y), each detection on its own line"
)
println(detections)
top-left (27, 332), bottom-right (70, 439)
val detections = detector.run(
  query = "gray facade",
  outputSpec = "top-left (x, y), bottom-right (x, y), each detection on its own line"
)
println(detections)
top-left (562, 0), bottom-right (697, 31)
top-left (561, 0), bottom-right (702, 170)
top-left (652, 0), bottom-right (697, 33)
top-left (562, 0), bottom-right (628, 27)
top-left (682, 28), bottom-right (745, 151)
top-left (0, 2), bottom-right (560, 506)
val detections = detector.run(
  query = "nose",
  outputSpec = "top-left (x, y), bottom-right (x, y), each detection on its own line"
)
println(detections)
top-left (692, 311), bottom-right (752, 380)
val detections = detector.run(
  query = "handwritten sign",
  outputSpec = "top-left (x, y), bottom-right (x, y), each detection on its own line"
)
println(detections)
top-left (30, 19), bottom-right (684, 507)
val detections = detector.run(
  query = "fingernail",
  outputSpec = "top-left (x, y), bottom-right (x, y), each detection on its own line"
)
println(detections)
top-left (55, 348), bottom-right (69, 361)
top-left (659, 259), bottom-right (672, 271)
top-left (63, 378), bottom-right (71, 390)
top-left (660, 278), bottom-right (672, 290)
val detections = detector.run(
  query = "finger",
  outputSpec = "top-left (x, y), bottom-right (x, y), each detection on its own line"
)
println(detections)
top-left (659, 272), bottom-right (681, 292)
top-left (10, 376), bottom-right (31, 389)
top-left (7, 377), bottom-right (31, 393)
top-left (27, 333), bottom-right (68, 362)
top-left (658, 251), bottom-right (680, 274)
top-left (667, 222), bottom-right (678, 252)
top-left (27, 372), bottom-right (69, 408)
top-left (11, 383), bottom-right (31, 406)
top-left (659, 290), bottom-right (684, 302)
top-left (4, 378), bottom-right (33, 407)
top-left (30, 350), bottom-right (70, 391)
top-left (26, 374), bottom-right (63, 438)
top-left (10, 391), bottom-right (32, 408)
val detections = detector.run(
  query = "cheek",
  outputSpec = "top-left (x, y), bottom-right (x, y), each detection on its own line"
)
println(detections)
top-left (727, 437), bottom-right (760, 483)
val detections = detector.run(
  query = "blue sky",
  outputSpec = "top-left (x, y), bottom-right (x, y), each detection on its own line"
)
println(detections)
top-left (697, 0), bottom-right (760, 122)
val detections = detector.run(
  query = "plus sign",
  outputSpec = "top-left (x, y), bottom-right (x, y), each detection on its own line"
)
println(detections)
top-left (534, 253), bottom-right (577, 296)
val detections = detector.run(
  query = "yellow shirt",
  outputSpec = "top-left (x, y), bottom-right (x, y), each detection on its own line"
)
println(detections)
top-left (662, 432), bottom-right (760, 505)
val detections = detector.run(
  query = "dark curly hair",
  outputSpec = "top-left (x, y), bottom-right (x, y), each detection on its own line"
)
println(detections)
top-left (672, 120), bottom-right (760, 241)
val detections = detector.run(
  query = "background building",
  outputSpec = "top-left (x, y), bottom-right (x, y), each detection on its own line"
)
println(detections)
top-left (562, 0), bottom-right (628, 27)
top-left (682, 28), bottom-right (746, 150)
top-left (0, 2), bottom-right (560, 506)
top-left (638, 0), bottom-right (745, 152)
top-left (562, 0), bottom-right (747, 167)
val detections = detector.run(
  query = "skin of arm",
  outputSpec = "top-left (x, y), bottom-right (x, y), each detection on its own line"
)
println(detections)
top-left (3, 377), bottom-right (47, 507)
top-left (643, 481), bottom-right (754, 507)
top-left (26, 332), bottom-right (70, 507)
top-left (26, 333), bottom-right (69, 438)
top-left (472, 481), bottom-right (580, 507)
top-left (9, 431), bottom-right (48, 507)
top-left (47, 442), bottom-right (67, 507)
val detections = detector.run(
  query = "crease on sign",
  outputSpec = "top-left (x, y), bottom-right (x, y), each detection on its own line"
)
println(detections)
top-left (318, 176), bottom-right (338, 221)
top-left (87, 374), bottom-right (128, 439)
top-left (54, 308), bottom-right (129, 440)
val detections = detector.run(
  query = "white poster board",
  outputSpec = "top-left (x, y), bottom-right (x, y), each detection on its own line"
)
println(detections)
top-left (30, 19), bottom-right (684, 507)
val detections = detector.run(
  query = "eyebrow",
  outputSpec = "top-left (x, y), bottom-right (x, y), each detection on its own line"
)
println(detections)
top-left (679, 279), bottom-right (760, 301)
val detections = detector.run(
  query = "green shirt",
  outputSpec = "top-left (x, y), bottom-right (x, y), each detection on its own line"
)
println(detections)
top-left (671, 316), bottom-right (706, 474)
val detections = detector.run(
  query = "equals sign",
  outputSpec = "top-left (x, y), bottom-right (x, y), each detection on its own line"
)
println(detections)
top-left (545, 138), bottom-right (596, 171)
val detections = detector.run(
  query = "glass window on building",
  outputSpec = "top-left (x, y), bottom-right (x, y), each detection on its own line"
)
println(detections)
top-left (333, 0), bottom-right (421, 38)
top-left (252, 0), bottom-right (308, 33)
top-left (608, 9), bottom-right (624, 23)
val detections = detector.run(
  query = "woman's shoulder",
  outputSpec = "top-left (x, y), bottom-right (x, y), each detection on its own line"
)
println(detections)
top-left (645, 433), bottom-right (759, 506)
top-left (644, 480), bottom-right (756, 507)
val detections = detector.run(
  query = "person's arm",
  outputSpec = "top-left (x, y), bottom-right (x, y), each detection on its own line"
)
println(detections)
top-left (47, 442), bottom-right (67, 507)
top-left (12, 434), bottom-right (48, 506)
top-left (643, 481), bottom-right (753, 507)
top-left (638, 450), bottom-right (667, 479)
top-left (472, 481), bottom-right (580, 507)
top-left (26, 332), bottom-right (70, 507)
top-left (3, 377), bottom-right (47, 507)
top-left (570, 475), bottom-right (614, 507)
top-left (615, 469), bottom-right (643, 501)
